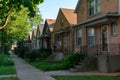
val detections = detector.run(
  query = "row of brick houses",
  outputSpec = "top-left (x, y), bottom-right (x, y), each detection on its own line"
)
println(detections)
top-left (27, 0), bottom-right (120, 72)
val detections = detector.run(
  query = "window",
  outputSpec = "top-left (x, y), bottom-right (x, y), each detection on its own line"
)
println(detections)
top-left (87, 28), bottom-right (95, 47)
top-left (111, 23), bottom-right (117, 35)
top-left (76, 29), bottom-right (82, 47)
top-left (57, 36), bottom-right (61, 48)
top-left (88, 0), bottom-right (101, 16)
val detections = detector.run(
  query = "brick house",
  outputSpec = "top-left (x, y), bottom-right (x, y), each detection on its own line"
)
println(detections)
top-left (53, 8), bottom-right (77, 55)
top-left (23, 31), bottom-right (32, 51)
top-left (41, 19), bottom-right (55, 49)
top-left (74, 0), bottom-right (120, 72)
top-left (36, 24), bottom-right (44, 50)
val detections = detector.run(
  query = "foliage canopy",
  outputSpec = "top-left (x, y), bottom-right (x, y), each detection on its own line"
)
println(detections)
top-left (0, 0), bottom-right (44, 29)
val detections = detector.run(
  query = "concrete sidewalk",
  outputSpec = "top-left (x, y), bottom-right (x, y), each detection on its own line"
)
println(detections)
top-left (12, 55), bottom-right (56, 80)
top-left (45, 70), bottom-right (120, 76)
top-left (0, 74), bottom-right (16, 78)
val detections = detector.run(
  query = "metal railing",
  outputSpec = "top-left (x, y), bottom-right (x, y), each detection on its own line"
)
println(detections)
top-left (81, 43), bottom-right (120, 56)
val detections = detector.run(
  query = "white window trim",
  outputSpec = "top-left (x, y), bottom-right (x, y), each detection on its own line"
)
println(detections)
top-left (119, 0), bottom-right (120, 14)
top-left (111, 23), bottom-right (117, 35)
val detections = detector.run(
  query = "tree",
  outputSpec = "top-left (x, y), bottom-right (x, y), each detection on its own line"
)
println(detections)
top-left (1, 5), bottom-right (42, 53)
top-left (4, 6), bottom-right (30, 42)
top-left (0, 0), bottom-right (43, 53)
top-left (0, 0), bottom-right (43, 29)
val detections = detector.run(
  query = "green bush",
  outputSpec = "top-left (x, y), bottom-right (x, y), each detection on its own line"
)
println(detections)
top-left (62, 52), bottom-right (84, 68)
top-left (0, 54), bottom-right (14, 66)
top-left (40, 48), bottom-right (52, 54)
top-left (25, 51), bottom-right (37, 62)
top-left (39, 63), bottom-right (65, 71)
top-left (30, 52), bottom-right (85, 71)
top-left (25, 48), bottom-right (52, 62)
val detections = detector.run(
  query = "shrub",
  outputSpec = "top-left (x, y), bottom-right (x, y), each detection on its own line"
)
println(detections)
top-left (0, 54), bottom-right (14, 66)
top-left (40, 51), bottom-right (49, 60)
top-left (40, 48), bottom-right (52, 54)
top-left (30, 52), bottom-right (85, 71)
top-left (14, 47), bottom-right (28, 58)
top-left (62, 52), bottom-right (84, 68)
top-left (25, 48), bottom-right (52, 62)
top-left (25, 51), bottom-right (38, 62)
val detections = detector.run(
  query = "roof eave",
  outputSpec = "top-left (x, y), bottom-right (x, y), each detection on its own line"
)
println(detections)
top-left (73, 13), bottom-right (120, 28)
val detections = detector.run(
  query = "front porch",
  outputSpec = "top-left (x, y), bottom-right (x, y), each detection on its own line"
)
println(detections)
top-left (74, 13), bottom-right (120, 72)
top-left (54, 27), bottom-right (71, 56)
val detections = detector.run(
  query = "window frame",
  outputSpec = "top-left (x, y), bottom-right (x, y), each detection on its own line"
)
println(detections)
top-left (76, 29), bottom-right (82, 48)
top-left (88, 0), bottom-right (101, 16)
top-left (87, 28), bottom-right (95, 47)
top-left (111, 23), bottom-right (117, 35)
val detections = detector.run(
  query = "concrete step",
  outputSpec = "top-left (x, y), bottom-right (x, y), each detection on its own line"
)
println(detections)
top-left (69, 68), bottom-right (79, 72)
top-left (69, 57), bottom-right (94, 72)
top-left (74, 65), bottom-right (82, 69)
top-left (78, 62), bottom-right (86, 65)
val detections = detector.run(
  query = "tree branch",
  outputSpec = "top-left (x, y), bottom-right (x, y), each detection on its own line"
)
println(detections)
top-left (0, 7), bottom-right (13, 30)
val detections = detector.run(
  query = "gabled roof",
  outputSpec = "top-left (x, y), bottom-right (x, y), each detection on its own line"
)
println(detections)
top-left (46, 19), bottom-right (56, 32)
top-left (60, 8), bottom-right (77, 24)
top-left (39, 24), bottom-right (44, 35)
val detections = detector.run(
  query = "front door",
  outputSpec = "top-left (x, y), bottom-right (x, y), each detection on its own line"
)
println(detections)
top-left (101, 26), bottom-right (108, 51)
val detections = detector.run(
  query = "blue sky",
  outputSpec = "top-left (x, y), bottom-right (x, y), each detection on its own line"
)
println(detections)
top-left (38, 0), bottom-right (78, 21)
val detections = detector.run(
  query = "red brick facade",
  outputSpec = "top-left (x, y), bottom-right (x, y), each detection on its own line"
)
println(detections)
top-left (74, 0), bottom-right (120, 55)
top-left (53, 8), bottom-right (77, 55)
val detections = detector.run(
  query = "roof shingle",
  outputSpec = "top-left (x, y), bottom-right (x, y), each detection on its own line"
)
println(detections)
top-left (60, 8), bottom-right (77, 25)
top-left (46, 19), bottom-right (56, 32)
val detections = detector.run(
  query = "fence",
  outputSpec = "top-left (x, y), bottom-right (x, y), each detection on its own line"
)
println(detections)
top-left (81, 43), bottom-right (120, 56)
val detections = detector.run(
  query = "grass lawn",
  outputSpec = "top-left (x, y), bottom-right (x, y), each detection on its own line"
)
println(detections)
top-left (53, 76), bottom-right (119, 80)
top-left (30, 61), bottom-right (64, 71)
top-left (0, 66), bottom-right (16, 75)
top-left (0, 77), bottom-right (19, 80)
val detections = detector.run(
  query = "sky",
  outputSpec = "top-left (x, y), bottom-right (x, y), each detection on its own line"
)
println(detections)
top-left (38, 0), bottom-right (78, 22)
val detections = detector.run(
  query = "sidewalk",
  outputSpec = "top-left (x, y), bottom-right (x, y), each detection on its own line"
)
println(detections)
top-left (12, 55), bottom-right (56, 80)
top-left (0, 74), bottom-right (16, 78)
top-left (45, 70), bottom-right (120, 76)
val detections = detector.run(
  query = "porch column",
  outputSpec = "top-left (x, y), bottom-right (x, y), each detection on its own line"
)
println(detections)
top-left (82, 27), bottom-right (87, 46)
top-left (69, 27), bottom-right (73, 52)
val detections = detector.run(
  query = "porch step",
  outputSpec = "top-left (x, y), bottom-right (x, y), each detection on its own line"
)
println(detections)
top-left (69, 57), bottom-right (97, 72)
top-left (74, 65), bottom-right (82, 69)
top-left (69, 68), bottom-right (79, 72)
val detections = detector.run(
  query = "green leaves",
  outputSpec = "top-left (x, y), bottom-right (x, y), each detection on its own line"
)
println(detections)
top-left (0, 0), bottom-right (44, 30)
top-left (4, 6), bottom-right (31, 43)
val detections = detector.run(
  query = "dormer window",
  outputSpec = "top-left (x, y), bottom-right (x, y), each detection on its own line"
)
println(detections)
top-left (88, 0), bottom-right (101, 16)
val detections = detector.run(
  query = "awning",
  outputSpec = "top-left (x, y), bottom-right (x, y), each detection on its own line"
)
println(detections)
top-left (53, 27), bottom-right (70, 34)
